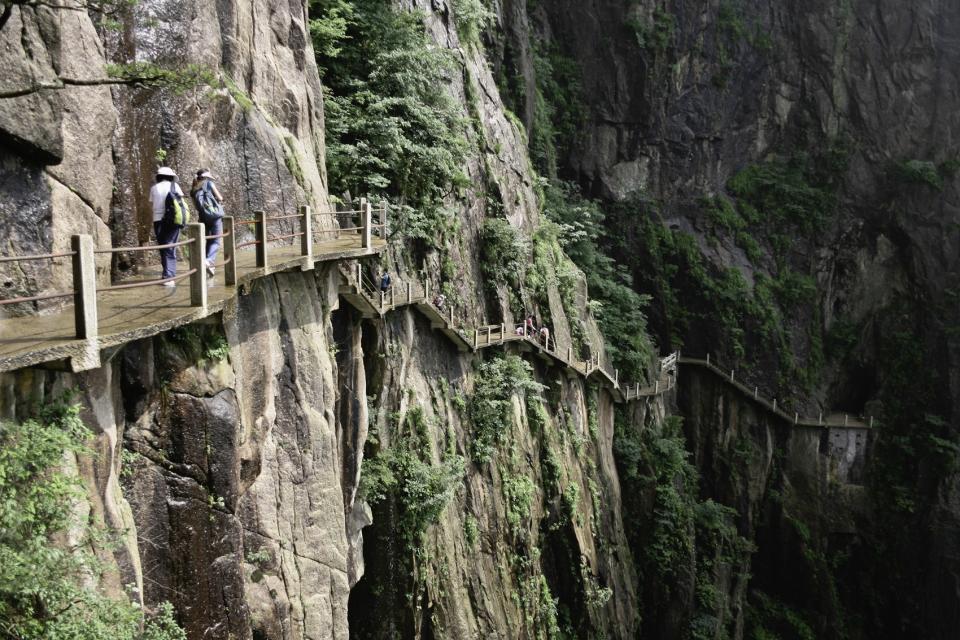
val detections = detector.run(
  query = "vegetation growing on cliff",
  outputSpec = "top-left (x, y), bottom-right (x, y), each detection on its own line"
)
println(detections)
top-left (468, 355), bottom-right (544, 463)
top-left (0, 401), bottom-right (185, 640)
top-left (310, 0), bottom-right (468, 249)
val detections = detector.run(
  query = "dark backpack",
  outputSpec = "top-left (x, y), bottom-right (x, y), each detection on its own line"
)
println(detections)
top-left (194, 180), bottom-right (223, 223)
top-left (163, 186), bottom-right (190, 228)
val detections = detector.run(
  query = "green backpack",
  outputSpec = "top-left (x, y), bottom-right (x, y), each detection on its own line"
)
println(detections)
top-left (164, 187), bottom-right (190, 227)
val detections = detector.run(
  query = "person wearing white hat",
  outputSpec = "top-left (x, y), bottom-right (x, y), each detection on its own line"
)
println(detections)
top-left (149, 167), bottom-right (185, 286)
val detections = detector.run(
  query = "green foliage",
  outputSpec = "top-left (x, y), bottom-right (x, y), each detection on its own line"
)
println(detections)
top-left (467, 355), bottom-right (545, 463)
top-left (282, 136), bottom-right (307, 191)
top-left (0, 401), bottom-right (185, 640)
top-left (503, 474), bottom-right (536, 532)
top-left (166, 325), bottom-right (230, 364)
top-left (308, 0), bottom-right (354, 59)
top-left (893, 159), bottom-right (944, 191)
top-left (480, 218), bottom-right (527, 291)
top-left (105, 62), bottom-right (217, 94)
top-left (626, 8), bottom-right (676, 54)
top-left (310, 0), bottom-right (468, 250)
top-left (451, 0), bottom-right (494, 46)
top-left (746, 592), bottom-right (816, 640)
top-left (530, 46), bottom-right (584, 177)
top-left (222, 76), bottom-right (253, 112)
top-left (360, 407), bottom-right (465, 549)
top-left (543, 182), bottom-right (654, 379)
top-left (463, 514), bottom-right (479, 549)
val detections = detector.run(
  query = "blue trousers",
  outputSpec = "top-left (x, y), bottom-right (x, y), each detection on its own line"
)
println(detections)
top-left (154, 221), bottom-right (180, 279)
top-left (205, 216), bottom-right (222, 263)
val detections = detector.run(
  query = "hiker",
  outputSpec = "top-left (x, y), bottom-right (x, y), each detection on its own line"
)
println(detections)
top-left (191, 169), bottom-right (225, 277)
top-left (524, 315), bottom-right (536, 337)
top-left (433, 293), bottom-right (446, 311)
top-left (540, 326), bottom-right (551, 348)
top-left (380, 271), bottom-right (392, 293)
top-left (149, 167), bottom-right (189, 287)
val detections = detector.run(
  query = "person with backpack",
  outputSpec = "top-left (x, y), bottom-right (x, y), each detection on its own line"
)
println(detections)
top-left (380, 271), bottom-right (392, 293)
top-left (191, 169), bottom-right (225, 278)
top-left (149, 167), bottom-right (189, 287)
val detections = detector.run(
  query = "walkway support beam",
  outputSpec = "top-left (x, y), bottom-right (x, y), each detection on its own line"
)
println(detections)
top-left (71, 234), bottom-right (97, 339)
top-left (187, 223), bottom-right (208, 308)
top-left (223, 217), bottom-right (237, 286)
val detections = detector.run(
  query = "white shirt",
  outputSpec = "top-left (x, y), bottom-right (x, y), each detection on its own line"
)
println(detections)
top-left (149, 181), bottom-right (184, 222)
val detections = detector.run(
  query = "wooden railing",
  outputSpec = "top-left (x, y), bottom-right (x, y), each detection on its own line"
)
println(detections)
top-left (340, 267), bottom-right (682, 404)
top-left (0, 201), bottom-right (388, 340)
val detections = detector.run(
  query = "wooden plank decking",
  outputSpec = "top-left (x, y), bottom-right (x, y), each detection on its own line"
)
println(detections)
top-left (0, 236), bottom-right (386, 373)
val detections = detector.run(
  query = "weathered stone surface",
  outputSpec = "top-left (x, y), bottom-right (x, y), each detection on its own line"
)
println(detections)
top-left (0, 6), bottom-right (63, 164)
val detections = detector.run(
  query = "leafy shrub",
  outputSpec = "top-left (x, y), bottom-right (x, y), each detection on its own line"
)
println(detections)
top-left (452, 0), bottom-right (494, 45)
top-left (894, 159), bottom-right (944, 190)
top-left (360, 407), bottom-right (465, 548)
top-left (0, 401), bottom-right (185, 639)
top-left (468, 356), bottom-right (545, 463)
top-left (480, 218), bottom-right (527, 290)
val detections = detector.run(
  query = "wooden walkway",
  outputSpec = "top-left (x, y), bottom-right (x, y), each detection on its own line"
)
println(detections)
top-left (0, 235), bottom-right (385, 373)
top-left (0, 228), bottom-right (871, 430)
top-left (336, 266), bottom-right (678, 403)
top-left (678, 356), bottom-right (873, 429)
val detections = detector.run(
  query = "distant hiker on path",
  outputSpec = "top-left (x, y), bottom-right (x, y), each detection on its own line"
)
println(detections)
top-left (525, 315), bottom-right (536, 337)
top-left (191, 169), bottom-right (225, 278)
top-left (540, 326), bottom-right (550, 348)
top-left (150, 167), bottom-right (188, 287)
top-left (380, 271), bottom-right (392, 293)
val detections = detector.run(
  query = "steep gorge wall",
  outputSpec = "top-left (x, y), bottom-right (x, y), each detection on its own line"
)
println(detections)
top-left (0, 1), bottom-right (660, 638)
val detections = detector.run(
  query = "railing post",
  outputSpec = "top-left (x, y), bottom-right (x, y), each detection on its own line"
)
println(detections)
top-left (730, 369), bottom-right (734, 381)
top-left (300, 205), bottom-right (313, 267)
top-left (356, 263), bottom-right (362, 290)
top-left (391, 283), bottom-right (395, 307)
top-left (381, 201), bottom-right (388, 237)
top-left (222, 216), bottom-right (237, 286)
top-left (772, 399), bottom-right (777, 412)
top-left (706, 353), bottom-right (710, 365)
top-left (187, 222), bottom-right (208, 308)
top-left (474, 329), bottom-right (479, 348)
top-left (794, 412), bottom-right (799, 424)
top-left (870, 416), bottom-right (874, 428)
top-left (254, 210), bottom-right (268, 269)
top-left (380, 289), bottom-right (385, 309)
top-left (500, 323), bottom-right (505, 342)
top-left (754, 386), bottom-right (758, 398)
top-left (655, 380), bottom-right (659, 394)
top-left (449, 306), bottom-right (454, 325)
top-left (407, 281), bottom-right (412, 304)
top-left (819, 411), bottom-right (823, 425)
top-left (567, 346), bottom-right (572, 362)
top-left (71, 234), bottom-right (97, 339)
top-left (425, 279), bottom-right (430, 301)
top-left (844, 414), bottom-right (849, 427)
top-left (361, 201), bottom-right (373, 249)
top-left (615, 369), bottom-right (619, 385)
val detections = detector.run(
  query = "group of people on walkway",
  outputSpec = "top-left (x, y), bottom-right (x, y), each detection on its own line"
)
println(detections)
top-left (149, 166), bottom-right (225, 287)
top-left (518, 314), bottom-right (551, 347)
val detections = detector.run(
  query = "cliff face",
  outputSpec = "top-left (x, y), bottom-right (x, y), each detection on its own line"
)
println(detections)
top-left (490, 0), bottom-right (960, 637)
top-left (2, 0), bottom-right (958, 638)
top-left (0, 1), bottom-right (650, 638)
